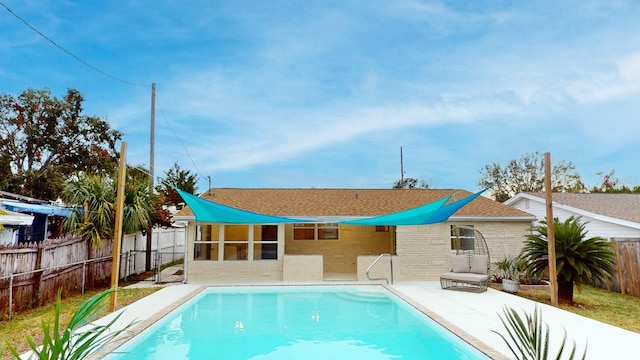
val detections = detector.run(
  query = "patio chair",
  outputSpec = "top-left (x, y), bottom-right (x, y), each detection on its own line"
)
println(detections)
top-left (440, 225), bottom-right (490, 292)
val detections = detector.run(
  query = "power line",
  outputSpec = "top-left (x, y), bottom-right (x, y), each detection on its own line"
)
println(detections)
top-left (157, 102), bottom-right (206, 181)
top-left (0, 1), bottom-right (148, 88)
top-left (2, 2), bottom-right (210, 185)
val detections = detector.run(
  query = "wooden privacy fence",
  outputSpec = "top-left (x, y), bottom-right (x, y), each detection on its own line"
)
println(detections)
top-left (610, 239), bottom-right (640, 297)
top-left (0, 236), bottom-right (114, 319)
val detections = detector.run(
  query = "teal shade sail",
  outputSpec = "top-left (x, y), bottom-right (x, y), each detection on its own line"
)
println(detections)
top-left (176, 187), bottom-right (489, 225)
top-left (415, 187), bottom-right (489, 225)
top-left (175, 188), bottom-right (310, 224)
top-left (339, 188), bottom-right (489, 226)
top-left (337, 195), bottom-right (452, 226)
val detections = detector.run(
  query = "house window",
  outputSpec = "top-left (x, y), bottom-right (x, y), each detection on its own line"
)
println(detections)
top-left (194, 224), bottom-right (220, 260)
top-left (293, 223), bottom-right (339, 240)
top-left (254, 225), bottom-right (278, 260)
top-left (194, 224), bottom-right (280, 261)
top-left (223, 224), bottom-right (249, 260)
top-left (450, 225), bottom-right (475, 251)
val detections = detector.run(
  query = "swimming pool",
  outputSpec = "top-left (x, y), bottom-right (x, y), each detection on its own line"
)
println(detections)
top-left (106, 286), bottom-right (490, 359)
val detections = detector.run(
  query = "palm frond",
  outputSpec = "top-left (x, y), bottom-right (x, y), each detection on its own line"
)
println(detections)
top-left (5, 289), bottom-right (135, 360)
top-left (493, 305), bottom-right (587, 360)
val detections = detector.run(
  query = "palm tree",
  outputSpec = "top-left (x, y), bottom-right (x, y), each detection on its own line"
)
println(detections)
top-left (62, 174), bottom-right (115, 247)
top-left (62, 172), bottom-right (154, 247)
top-left (520, 216), bottom-right (616, 304)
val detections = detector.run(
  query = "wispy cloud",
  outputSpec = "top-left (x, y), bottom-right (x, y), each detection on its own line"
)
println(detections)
top-left (3, 0), bottom-right (640, 190)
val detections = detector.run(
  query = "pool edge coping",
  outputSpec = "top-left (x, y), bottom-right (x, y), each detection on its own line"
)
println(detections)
top-left (383, 284), bottom-right (509, 360)
top-left (90, 285), bottom-right (207, 359)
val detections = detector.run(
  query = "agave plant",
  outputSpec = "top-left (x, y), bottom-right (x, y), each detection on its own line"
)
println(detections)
top-left (4, 288), bottom-right (133, 360)
top-left (492, 305), bottom-right (586, 360)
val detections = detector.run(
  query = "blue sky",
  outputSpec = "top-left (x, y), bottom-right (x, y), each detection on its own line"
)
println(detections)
top-left (2, 1), bottom-right (639, 193)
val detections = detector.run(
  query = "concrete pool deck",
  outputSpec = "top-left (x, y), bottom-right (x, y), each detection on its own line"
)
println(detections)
top-left (90, 281), bottom-right (640, 359)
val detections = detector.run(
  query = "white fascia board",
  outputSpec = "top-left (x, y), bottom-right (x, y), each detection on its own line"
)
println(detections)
top-left (507, 193), bottom-right (640, 230)
top-left (448, 216), bottom-right (537, 222)
top-left (504, 193), bottom-right (538, 206)
top-left (173, 215), bottom-right (196, 222)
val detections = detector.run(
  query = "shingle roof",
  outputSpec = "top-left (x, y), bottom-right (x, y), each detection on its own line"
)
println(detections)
top-left (526, 192), bottom-right (640, 223)
top-left (176, 188), bottom-right (532, 219)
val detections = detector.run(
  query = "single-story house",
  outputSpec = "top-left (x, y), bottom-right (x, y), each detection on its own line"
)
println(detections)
top-left (505, 192), bottom-right (640, 241)
top-left (174, 188), bottom-right (536, 283)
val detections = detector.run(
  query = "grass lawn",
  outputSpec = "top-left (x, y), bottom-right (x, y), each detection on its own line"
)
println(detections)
top-left (0, 287), bottom-right (160, 359)
top-left (494, 284), bottom-right (640, 333)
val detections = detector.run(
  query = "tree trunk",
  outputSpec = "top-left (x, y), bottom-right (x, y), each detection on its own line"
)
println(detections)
top-left (557, 278), bottom-right (574, 304)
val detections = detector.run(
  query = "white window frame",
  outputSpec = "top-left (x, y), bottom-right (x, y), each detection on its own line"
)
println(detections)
top-left (450, 224), bottom-right (475, 252)
top-left (193, 224), bottom-right (281, 261)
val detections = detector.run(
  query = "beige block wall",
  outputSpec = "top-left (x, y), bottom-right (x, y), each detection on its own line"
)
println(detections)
top-left (393, 223), bottom-right (450, 281)
top-left (283, 255), bottom-right (323, 281)
top-left (188, 259), bottom-right (283, 282)
top-left (284, 224), bottom-right (393, 273)
top-left (393, 221), bottom-right (530, 281)
top-left (185, 220), bottom-right (530, 282)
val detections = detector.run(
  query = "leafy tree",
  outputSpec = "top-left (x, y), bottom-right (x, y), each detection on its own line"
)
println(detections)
top-left (479, 151), bottom-right (584, 202)
top-left (392, 177), bottom-right (430, 189)
top-left (0, 88), bottom-right (122, 200)
top-left (62, 171), bottom-right (155, 247)
top-left (157, 162), bottom-right (198, 205)
top-left (590, 169), bottom-right (640, 193)
top-left (129, 165), bottom-right (173, 228)
top-left (520, 216), bottom-right (616, 304)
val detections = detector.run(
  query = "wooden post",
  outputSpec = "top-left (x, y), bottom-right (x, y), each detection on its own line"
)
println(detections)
top-left (83, 201), bottom-right (93, 289)
top-left (545, 152), bottom-right (558, 307)
top-left (109, 142), bottom-right (127, 312)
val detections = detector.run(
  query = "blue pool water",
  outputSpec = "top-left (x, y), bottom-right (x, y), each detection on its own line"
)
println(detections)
top-left (108, 286), bottom-right (489, 359)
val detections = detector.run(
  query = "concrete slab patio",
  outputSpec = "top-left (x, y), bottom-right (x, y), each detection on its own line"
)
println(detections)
top-left (91, 281), bottom-right (640, 359)
top-left (392, 281), bottom-right (640, 359)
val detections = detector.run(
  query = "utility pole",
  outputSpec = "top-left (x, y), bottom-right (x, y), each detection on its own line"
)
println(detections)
top-left (545, 152), bottom-right (558, 307)
top-left (146, 83), bottom-right (156, 272)
top-left (150, 83), bottom-right (156, 187)
top-left (400, 146), bottom-right (404, 184)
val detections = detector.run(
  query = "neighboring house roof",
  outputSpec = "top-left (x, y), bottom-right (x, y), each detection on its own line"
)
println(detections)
top-left (0, 190), bottom-right (72, 218)
top-left (1, 200), bottom-right (72, 218)
top-left (176, 188), bottom-right (534, 221)
top-left (505, 192), bottom-right (640, 224)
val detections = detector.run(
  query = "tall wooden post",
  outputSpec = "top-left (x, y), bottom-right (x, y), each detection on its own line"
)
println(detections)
top-left (109, 142), bottom-right (127, 312)
top-left (545, 152), bottom-right (558, 306)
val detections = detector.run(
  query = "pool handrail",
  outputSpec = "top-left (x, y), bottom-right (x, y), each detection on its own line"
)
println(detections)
top-left (366, 253), bottom-right (394, 285)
